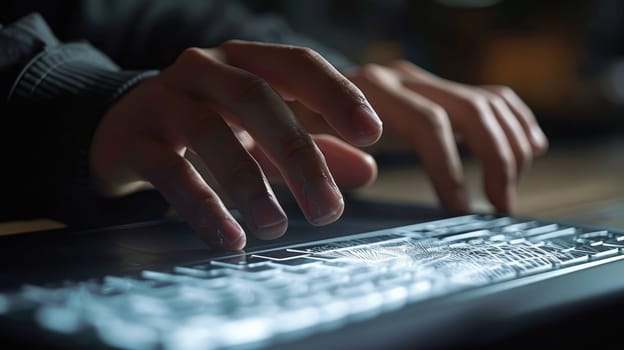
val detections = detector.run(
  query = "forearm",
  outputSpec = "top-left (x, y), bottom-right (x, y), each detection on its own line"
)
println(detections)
top-left (0, 13), bottom-right (167, 226)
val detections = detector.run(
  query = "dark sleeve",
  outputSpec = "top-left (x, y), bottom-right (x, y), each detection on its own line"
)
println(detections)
top-left (2, 0), bottom-right (356, 72)
top-left (0, 13), bottom-right (169, 227)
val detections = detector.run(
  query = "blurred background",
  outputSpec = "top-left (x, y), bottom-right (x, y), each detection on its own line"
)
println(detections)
top-left (244, 0), bottom-right (624, 142)
top-left (240, 0), bottom-right (623, 226)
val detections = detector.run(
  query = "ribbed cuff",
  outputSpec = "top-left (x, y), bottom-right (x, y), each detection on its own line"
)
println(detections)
top-left (8, 42), bottom-right (158, 106)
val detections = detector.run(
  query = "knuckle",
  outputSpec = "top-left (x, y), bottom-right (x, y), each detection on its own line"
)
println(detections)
top-left (420, 104), bottom-right (450, 134)
top-left (178, 47), bottom-right (207, 65)
top-left (280, 128), bottom-right (316, 163)
top-left (291, 46), bottom-right (322, 63)
top-left (360, 63), bottom-right (385, 81)
top-left (460, 93), bottom-right (489, 119)
top-left (388, 59), bottom-right (411, 70)
top-left (492, 85), bottom-right (516, 98)
top-left (220, 39), bottom-right (246, 49)
top-left (141, 152), bottom-right (188, 183)
top-left (234, 75), bottom-right (273, 103)
top-left (489, 94), bottom-right (506, 107)
top-left (228, 159), bottom-right (263, 187)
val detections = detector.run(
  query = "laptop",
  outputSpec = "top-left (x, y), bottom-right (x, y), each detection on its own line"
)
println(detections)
top-left (1, 194), bottom-right (623, 350)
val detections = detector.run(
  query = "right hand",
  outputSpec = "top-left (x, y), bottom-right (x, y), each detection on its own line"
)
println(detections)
top-left (89, 40), bottom-right (382, 251)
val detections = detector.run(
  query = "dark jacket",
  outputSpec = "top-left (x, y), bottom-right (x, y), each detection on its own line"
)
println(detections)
top-left (0, 1), bottom-right (354, 227)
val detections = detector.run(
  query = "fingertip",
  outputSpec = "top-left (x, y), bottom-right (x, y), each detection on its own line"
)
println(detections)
top-left (313, 134), bottom-right (378, 189)
top-left (302, 178), bottom-right (345, 226)
top-left (443, 189), bottom-right (471, 215)
top-left (350, 105), bottom-right (383, 146)
top-left (248, 194), bottom-right (289, 240)
top-left (360, 153), bottom-right (379, 187)
top-left (309, 196), bottom-right (344, 226)
top-left (531, 128), bottom-right (549, 155)
top-left (225, 232), bottom-right (247, 251)
top-left (252, 217), bottom-right (288, 240)
top-left (484, 177), bottom-right (516, 216)
top-left (496, 185), bottom-right (516, 215)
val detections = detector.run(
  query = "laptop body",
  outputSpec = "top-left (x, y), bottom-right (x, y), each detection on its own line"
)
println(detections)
top-left (1, 196), bottom-right (624, 350)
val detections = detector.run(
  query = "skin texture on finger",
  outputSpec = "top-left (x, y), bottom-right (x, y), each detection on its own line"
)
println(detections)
top-left (90, 77), bottom-right (186, 197)
top-left (246, 134), bottom-right (378, 190)
top-left (138, 140), bottom-right (246, 251)
top-left (219, 40), bottom-right (383, 147)
top-left (350, 65), bottom-right (469, 214)
top-left (287, 101), bottom-right (336, 136)
top-left (411, 83), bottom-right (515, 213)
top-left (313, 135), bottom-right (378, 189)
top-left (181, 109), bottom-right (288, 240)
top-left (160, 47), bottom-right (344, 226)
top-left (395, 66), bottom-right (517, 213)
top-left (479, 89), bottom-right (533, 177)
top-left (482, 85), bottom-right (549, 154)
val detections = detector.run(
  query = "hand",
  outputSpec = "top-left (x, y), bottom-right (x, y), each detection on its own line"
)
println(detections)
top-left (89, 40), bottom-right (382, 250)
top-left (289, 60), bottom-right (548, 214)
top-left (350, 61), bottom-right (548, 214)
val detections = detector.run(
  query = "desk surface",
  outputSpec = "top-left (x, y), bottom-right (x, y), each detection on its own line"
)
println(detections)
top-left (355, 136), bottom-right (624, 228)
top-left (1, 136), bottom-right (623, 236)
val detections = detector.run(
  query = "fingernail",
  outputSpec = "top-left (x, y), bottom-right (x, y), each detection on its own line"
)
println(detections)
top-left (250, 194), bottom-right (288, 239)
top-left (303, 178), bottom-right (344, 225)
top-left (225, 226), bottom-right (247, 250)
top-left (352, 104), bottom-right (383, 145)
top-left (197, 199), bottom-right (245, 249)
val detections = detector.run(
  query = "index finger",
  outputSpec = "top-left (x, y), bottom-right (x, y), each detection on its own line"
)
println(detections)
top-left (220, 40), bottom-right (383, 147)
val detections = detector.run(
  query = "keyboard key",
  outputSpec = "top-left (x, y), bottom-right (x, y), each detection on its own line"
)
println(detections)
top-left (441, 230), bottom-right (491, 242)
top-left (35, 305), bottom-right (83, 334)
top-left (252, 250), bottom-right (311, 261)
top-left (537, 246), bottom-right (589, 267)
top-left (172, 266), bottom-right (233, 278)
top-left (286, 234), bottom-right (404, 254)
top-left (578, 230), bottom-right (611, 240)
top-left (5, 215), bottom-right (623, 350)
top-left (500, 221), bottom-right (538, 233)
top-left (211, 256), bottom-right (271, 268)
top-left (528, 227), bottom-right (577, 243)
top-left (268, 258), bottom-right (321, 269)
top-left (524, 224), bottom-right (560, 236)
top-left (573, 244), bottom-right (619, 259)
top-left (96, 319), bottom-right (159, 350)
top-left (273, 306), bottom-right (322, 336)
top-left (601, 239), bottom-right (624, 249)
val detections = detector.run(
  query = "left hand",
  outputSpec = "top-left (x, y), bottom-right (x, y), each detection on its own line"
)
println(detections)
top-left (290, 60), bottom-right (549, 214)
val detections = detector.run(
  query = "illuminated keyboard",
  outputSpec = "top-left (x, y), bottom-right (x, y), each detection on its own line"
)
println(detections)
top-left (2, 215), bottom-right (623, 350)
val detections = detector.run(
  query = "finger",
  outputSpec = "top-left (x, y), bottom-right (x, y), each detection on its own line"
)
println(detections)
top-left (353, 64), bottom-right (469, 214)
top-left (286, 101), bottom-right (336, 136)
top-left (137, 140), bottom-right (246, 251)
top-left (183, 110), bottom-right (288, 240)
top-left (220, 40), bottom-right (383, 146)
top-left (232, 127), bottom-right (255, 150)
top-left (482, 85), bottom-right (549, 154)
top-left (308, 134), bottom-right (378, 189)
top-left (162, 48), bottom-right (344, 226)
top-left (247, 134), bottom-right (378, 190)
top-left (398, 72), bottom-right (516, 213)
top-left (478, 89), bottom-right (533, 176)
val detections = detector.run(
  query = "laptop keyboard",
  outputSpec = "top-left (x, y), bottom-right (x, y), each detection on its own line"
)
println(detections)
top-left (2, 215), bottom-right (624, 350)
